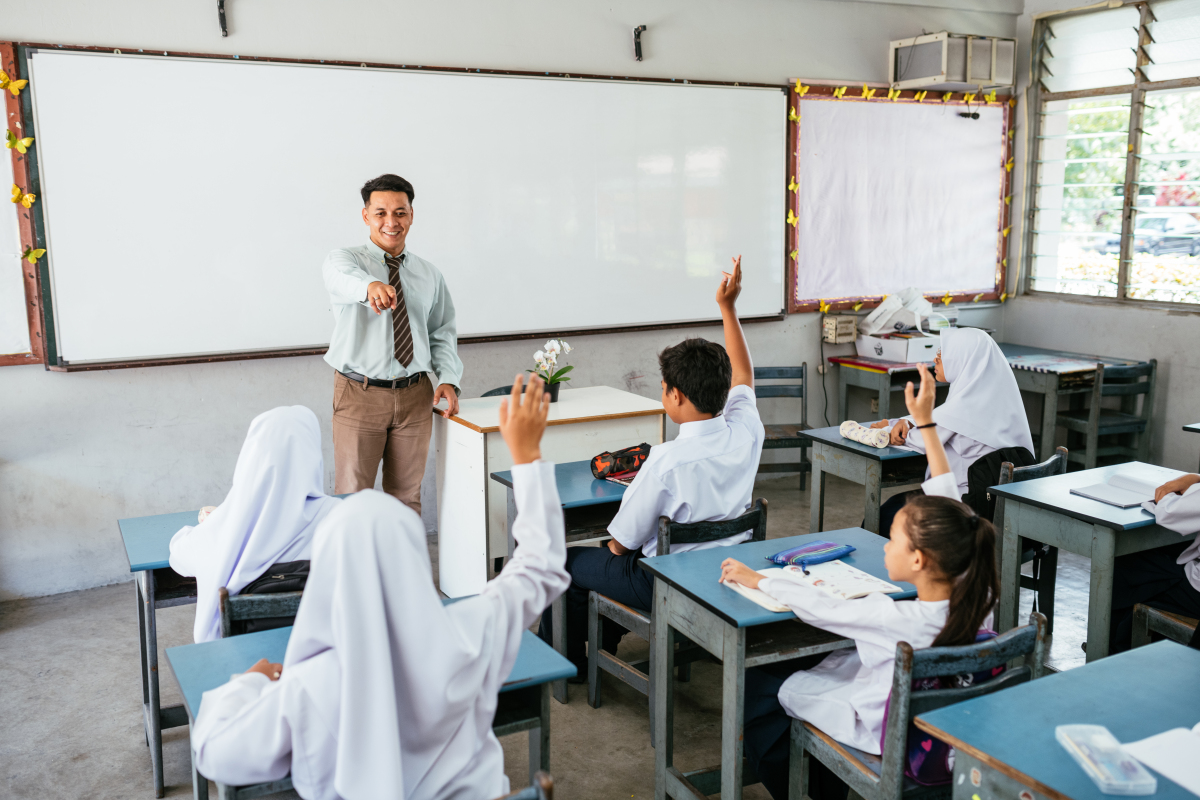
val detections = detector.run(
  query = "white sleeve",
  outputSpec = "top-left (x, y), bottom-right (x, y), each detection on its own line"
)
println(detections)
top-left (921, 472), bottom-right (960, 500)
top-left (1146, 484), bottom-right (1200, 536)
top-left (168, 525), bottom-right (202, 577)
top-left (757, 576), bottom-right (910, 651)
top-left (480, 460), bottom-right (570, 631)
top-left (723, 384), bottom-right (766, 446)
top-left (322, 249), bottom-right (375, 306)
top-left (191, 673), bottom-right (293, 787)
top-left (607, 468), bottom-right (676, 551)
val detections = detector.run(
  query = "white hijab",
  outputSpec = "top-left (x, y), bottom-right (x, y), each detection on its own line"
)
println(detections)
top-left (283, 490), bottom-right (522, 800)
top-left (169, 406), bottom-right (340, 644)
top-left (934, 328), bottom-right (1035, 453)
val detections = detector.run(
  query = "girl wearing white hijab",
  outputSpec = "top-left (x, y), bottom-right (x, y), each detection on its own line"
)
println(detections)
top-left (189, 376), bottom-right (570, 800)
top-left (169, 405), bottom-right (341, 644)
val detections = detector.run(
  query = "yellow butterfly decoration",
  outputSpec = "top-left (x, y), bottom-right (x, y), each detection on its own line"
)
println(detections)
top-left (853, 300), bottom-right (864, 311)
top-left (787, 209), bottom-right (799, 227)
top-left (789, 176), bottom-right (799, 193)
top-left (963, 92), bottom-right (976, 105)
top-left (789, 106), bottom-right (800, 122)
top-left (972, 293), bottom-right (984, 303)
top-left (1002, 226), bottom-right (1011, 238)
top-left (818, 299), bottom-right (831, 314)
top-left (790, 249), bottom-right (798, 261)
top-left (1005, 158), bottom-right (1014, 172)
top-left (1008, 128), bottom-right (1015, 139)
top-left (941, 292), bottom-right (953, 306)
top-left (5, 130), bottom-right (33, 154)
top-left (942, 92), bottom-right (953, 103)
top-left (0, 70), bottom-right (28, 97)
top-left (832, 86), bottom-right (847, 100)
top-left (984, 90), bottom-right (997, 104)
top-left (914, 90), bottom-right (928, 103)
top-left (1002, 258), bottom-right (1008, 267)
top-left (1008, 97), bottom-right (1016, 108)
top-left (794, 79), bottom-right (810, 97)
top-left (21, 245), bottom-right (45, 265)
top-left (887, 88), bottom-right (901, 102)
top-left (1004, 195), bottom-right (1012, 205)
top-left (1000, 291), bottom-right (1009, 302)
top-left (11, 183), bottom-right (35, 208)
top-left (861, 84), bottom-right (876, 100)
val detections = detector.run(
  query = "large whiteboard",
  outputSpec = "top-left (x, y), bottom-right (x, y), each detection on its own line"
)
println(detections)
top-left (27, 51), bottom-right (786, 364)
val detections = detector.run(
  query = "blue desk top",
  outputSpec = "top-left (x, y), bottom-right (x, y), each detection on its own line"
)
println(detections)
top-left (490, 459), bottom-right (627, 509)
top-left (639, 529), bottom-right (916, 627)
top-left (799, 425), bottom-right (928, 463)
top-left (917, 641), bottom-right (1199, 800)
top-left (120, 509), bottom-right (201, 572)
top-left (166, 625), bottom-right (576, 719)
top-left (988, 462), bottom-right (1175, 531)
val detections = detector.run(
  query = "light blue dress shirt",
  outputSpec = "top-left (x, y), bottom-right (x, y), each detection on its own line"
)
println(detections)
top-left (322, 241), bottom-right (463, 386)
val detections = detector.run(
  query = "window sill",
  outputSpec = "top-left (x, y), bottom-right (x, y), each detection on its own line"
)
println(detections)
top-left (1020, 288), bottom-right (1200, 316)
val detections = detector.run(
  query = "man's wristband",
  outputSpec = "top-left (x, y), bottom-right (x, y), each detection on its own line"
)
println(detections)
top-left (915, 422), bottom-right (937, 429)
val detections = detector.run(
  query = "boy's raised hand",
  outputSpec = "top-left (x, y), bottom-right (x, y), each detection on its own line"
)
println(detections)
top-left (717, 255), bottom-right (743, 310)
top-left (904, 362), bottom-right (937, 427)
top-left (498, 374), bottom-right (550, 465)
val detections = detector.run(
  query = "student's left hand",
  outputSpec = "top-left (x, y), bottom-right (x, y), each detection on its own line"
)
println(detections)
top-left (888, 419), bottom-right (911, 445)
top-left (433, 383), bottom-right (460, 416)
top-left (904, 363), bottom-right (937, 427)
top-left (720, 558), bottom-right (762, 590)
top-left (245, 658), bottom-right (282, 681)
top-left (717, 256), bottom-right (742, 311)
top-left (1154, 474), bottom-right (1200, 503)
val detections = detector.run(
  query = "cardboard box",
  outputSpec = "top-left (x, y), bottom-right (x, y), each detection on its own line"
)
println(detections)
top-left (855, 332), bottom-right (939, 363)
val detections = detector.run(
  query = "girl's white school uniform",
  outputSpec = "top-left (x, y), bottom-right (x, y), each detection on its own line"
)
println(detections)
top-left (757, 472), bottom-right (960, 755)
top-left (887, 329), bottom-right (1035, 497)
top-left (1144, 482), bottom-right (1200, 591)
top-left (189, 461), bottom-right (570, 800)
top-left (169, 406), bottom-right (341, 643)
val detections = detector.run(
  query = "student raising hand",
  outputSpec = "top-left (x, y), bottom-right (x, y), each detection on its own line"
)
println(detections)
top-left (498, 374), bottom-right (551, 465)
top-left (905, 363), bottom-right (951, 481)
top-left (717, 255), bottom-right (743, 308)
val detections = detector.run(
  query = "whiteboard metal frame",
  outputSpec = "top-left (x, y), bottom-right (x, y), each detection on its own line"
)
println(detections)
top-left (785, 80), bottom-right (1015, 315)
top-left (10, 40), bottom-right (790, 371)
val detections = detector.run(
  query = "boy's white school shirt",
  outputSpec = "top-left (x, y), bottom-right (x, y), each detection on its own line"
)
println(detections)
top-left (189, 463), bottom-right (570, 800)
top-left (757, 471), bottom-right (959, 755)
top-left (608, 384), bottom-right (766, 557)
top-left (1143, 482), bottom-right (1200, 592)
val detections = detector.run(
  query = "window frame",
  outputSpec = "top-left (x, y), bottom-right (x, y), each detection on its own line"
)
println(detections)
top-left (1023, 1), bottom-right (1200, 311)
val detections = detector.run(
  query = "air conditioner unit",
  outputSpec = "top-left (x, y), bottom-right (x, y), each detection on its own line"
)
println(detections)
top-left (889, 32), bottom-right (1016, 91)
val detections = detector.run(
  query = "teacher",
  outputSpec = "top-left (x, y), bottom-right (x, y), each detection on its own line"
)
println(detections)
top-left (321, 174), bottom-right (463, 514)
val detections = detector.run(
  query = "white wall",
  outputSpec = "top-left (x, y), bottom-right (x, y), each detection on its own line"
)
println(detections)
top-left (0, 0), bottom-right (1018, 599)
top-left (1002, 0), bottom-right (1200, 473)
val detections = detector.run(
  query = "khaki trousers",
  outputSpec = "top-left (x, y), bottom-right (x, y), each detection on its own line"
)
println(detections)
top-left (331, 371), bottom-right (434, 514)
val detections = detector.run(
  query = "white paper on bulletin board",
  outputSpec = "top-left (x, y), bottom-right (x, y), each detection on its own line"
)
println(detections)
top-left (793, 99), bottom-right (1003, 303)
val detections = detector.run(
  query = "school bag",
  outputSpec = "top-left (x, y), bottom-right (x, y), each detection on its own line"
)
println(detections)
top-left (879, 629), bottom-right (1005, 786)
top-left (963, 446), bottom-right (1036, 521)
top-left (231, 559), bottom-right (310, 635)
top-left (591, 443), bottom-right (652, 479)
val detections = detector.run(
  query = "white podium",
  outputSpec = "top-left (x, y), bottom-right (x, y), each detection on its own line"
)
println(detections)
top-left (433, 385), bottom-right (666, 597)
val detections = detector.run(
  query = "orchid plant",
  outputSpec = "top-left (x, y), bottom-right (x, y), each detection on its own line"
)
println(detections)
top-left (529, 339), bottom-right (574, 385)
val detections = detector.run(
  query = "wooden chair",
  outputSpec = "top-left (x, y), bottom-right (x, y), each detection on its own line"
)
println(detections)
top-left (993, 446), bottom-right (1068, 635)
top-left (482, 385), bottom-right (512, 397)
top-left (587, 499), bottom-right (769, 744)
top-left (754, 366), bottom-right (813, 492)
top-left (1132, 604), bottom-right (1199, 648)
top-left (1058, 360), bottom-right (1157, 469)
top-left (497, 771), bottom-right (554, 800)
top-left (217, 586), bottom-right (304, 638)
top-left (788, 613), bottom-right (1047, 800)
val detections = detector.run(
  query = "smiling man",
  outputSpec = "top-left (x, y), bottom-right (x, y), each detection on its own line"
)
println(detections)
top-left (322, 174), bottom-right (463, 513)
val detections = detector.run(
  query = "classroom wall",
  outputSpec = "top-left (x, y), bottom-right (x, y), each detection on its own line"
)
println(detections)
top-left (0, 0), bottom-right (1018, 600)
top-left (1003, 0), bottom-right (1200, 473)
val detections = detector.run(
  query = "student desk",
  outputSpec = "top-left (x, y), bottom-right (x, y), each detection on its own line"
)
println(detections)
top-left (799, 426), bottom-right (928, 535)
top-left (490, 459), bottom-right (627, 704)
top-left (120, 507), bottom-right (204, 798)
top-left (828, 355), bottom-right (948, 423)
top-left (434, 385), bottom-right (664, 598)
top-left (166, 623), bottom-right (576, 800)
top-left (992, 462), bottom-right (1196, 661)
top-left (641, 529), bottom-right (916, 800)
top-left (915, 641), bottom-right (1200, 800)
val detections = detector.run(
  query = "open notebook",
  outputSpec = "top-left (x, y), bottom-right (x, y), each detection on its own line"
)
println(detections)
top-left (1069, 465), bottom-right (1186, 509)
top-left (722, 560), bottom-right (904, 613)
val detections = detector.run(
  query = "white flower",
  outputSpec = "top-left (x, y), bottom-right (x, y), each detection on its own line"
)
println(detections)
top-left (545, 353), bottom-right (558, 369)
top-left (561, 341), bottom-right (572, 354)
top-left (544, 340), bottom-right (561, 356)
top-left (534, 349), bottom-right (545, 363)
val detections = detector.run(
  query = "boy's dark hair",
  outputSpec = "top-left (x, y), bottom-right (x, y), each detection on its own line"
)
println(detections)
top-left (361, 174), bottom-right (415, 205)
top-left (658, 338), bottom-right (732, 415)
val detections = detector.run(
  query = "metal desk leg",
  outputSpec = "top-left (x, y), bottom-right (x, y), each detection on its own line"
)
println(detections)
top-left (190, 722), bottom-right (209, 800)
top-left (1085, 525), bottom-right (1117, 662)
top-left (652, 578), bottom-right (674, 800)
top-left (998, 512), bottom-right (1023, 632)
top-left (140, 570), bottom-right (167, 797)
top-left (550, 594), bottom-right (567, 704)
top-left (809, 447), bottom-right (827, 534)
top-left (137, 575), bottom-right (150, 736)
top-left (837, 366), bottom-right (848, 425)
top-left (1038, 377), bottom-right (1061, 463)
top-left (862, 461), bottom-right (882, 535)
top-left (877, 373), bottom-right (892, 421)
top-left (529, 683), bottom-right (551, 783)
top-left (721, 624), bottom-right (748, 799)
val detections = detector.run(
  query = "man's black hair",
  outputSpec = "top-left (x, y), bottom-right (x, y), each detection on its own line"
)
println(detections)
top-left (361, 174), bottom-right (415, 205)
top-left (658, 338), bottom-right (731, 415)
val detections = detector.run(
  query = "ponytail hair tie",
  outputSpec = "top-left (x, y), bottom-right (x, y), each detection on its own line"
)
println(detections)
top-left (966, 513), bottom-right (981, 531)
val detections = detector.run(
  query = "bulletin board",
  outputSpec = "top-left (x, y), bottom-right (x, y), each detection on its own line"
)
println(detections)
top-left (785, 82), bottom-right (1015, 314)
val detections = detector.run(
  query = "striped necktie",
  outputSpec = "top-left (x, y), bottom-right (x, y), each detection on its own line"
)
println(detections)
top-left (384, 252), bottom-right (414, 368)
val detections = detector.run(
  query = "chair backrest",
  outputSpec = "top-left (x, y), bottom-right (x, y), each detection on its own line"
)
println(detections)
top-left (1090, 360), bottom-right (1157, 421)
top-left (218, 586), bottom-right (304, 638)
top-left (495, 771), bottom-right (553, 800)
top-left (999, 446), bottom-right (1069, 486)
top-left (753, 364), bottom-right (808, 428)
top-left (877, 613), bottom-right (1047, 798)
top-left (482, 385), bottom-right (512, 398)
top-left (655, 498), bottom-right (768, 556)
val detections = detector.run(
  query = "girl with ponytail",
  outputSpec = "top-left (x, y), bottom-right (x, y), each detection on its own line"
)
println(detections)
top-left (721, 363), bottom-right (998, 800)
